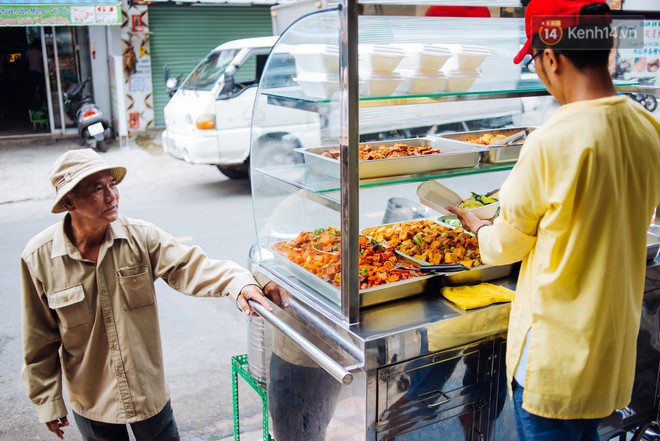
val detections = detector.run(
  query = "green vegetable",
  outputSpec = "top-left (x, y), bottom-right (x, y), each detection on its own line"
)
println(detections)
top-left (360, 268), bottom-right (369, 276)
top-left (413, 233), bottom-right (423, 248)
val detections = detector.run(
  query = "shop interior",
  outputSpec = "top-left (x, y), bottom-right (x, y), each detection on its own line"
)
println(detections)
top-left (0, 26), bottom-right (87, 137)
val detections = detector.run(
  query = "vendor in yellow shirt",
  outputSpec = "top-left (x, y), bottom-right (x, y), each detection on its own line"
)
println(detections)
top-left (448, 1), bottom-right (660, 440)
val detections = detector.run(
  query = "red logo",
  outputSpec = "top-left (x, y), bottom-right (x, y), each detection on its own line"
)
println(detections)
top-left (538, 19), bottom-right (563, 46)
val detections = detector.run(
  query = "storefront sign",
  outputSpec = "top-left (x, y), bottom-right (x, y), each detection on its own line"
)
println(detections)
top-left (0, 4), bottom-right (121, 26)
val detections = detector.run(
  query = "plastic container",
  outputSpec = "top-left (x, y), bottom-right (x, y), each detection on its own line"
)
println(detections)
top-left (359, 70), bottom-right (403, 97)
top-left (295, 71), bottom-right (339, 99)
top-left (390, 44), bottom-right (453, 71)
top-left (416, 180), bottom-right (499, 220)
top-left (396, 69), bottom-right (447, 94)
top-left (290, 44), bottom-right (339, 74)
top-left (359, 44), bottom-right (406, 72)
top-left (247, 316), bottom-right (271, 384)
top-left (443, 44), bottom-right (491, 71)
top-left (443, 69), bottom-right (481, 92)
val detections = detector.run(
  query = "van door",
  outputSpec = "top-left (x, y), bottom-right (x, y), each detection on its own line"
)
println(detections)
top-left (214, 47), bottom-right (271, 165)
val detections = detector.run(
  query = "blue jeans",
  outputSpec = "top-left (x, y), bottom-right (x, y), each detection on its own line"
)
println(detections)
top-left (513, 380), bottom-right (602, 441)
top-left (73, 400), bottom-right (180, 441)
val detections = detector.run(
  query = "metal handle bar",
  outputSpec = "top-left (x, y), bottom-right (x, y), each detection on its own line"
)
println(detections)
top-left (249, 300), bottom-right (354, 385)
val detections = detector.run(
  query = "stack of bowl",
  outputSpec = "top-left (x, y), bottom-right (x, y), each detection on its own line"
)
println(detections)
top-left (392, 43), bottom-right (452, 95)
top-left (359, 44), bottom-right (406, 97)
top-left (439, 44), bottom-right (490, 93)
top-left (290, 44), bottom-right (340, 99)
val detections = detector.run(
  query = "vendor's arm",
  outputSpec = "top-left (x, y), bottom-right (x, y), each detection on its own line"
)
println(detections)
top-left (19, 257), bottom-right (68, 424)
top-left (147, 224), bottom-right (270, 313)
top-left (450, 137), bottom-right (546, 265)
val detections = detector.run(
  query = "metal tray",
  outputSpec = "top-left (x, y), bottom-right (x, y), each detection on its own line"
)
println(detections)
top-left (271, 244), bottom-right (435, 308)
top-left (297, 137), bottom-right (482, 180)
top-left (361, 219), bottom-right (516, 282)
top-left (434, 127), bottom-right (536, 164)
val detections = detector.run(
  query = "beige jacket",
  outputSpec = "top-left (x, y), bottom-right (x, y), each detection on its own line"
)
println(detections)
top-left (21, 215), bottom-right (257, 423)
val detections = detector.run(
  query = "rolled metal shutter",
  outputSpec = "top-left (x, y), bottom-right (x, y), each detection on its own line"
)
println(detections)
top-left (149, 4), bottom-right (273, 127)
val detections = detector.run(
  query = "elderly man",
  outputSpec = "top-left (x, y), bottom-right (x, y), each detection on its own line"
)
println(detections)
top-left (20, 148), bottom-right (270, 440)
top-left (448, 1), bottom-right (660, 440)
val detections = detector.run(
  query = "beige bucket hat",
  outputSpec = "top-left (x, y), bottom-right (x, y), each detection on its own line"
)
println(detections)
top-left (49, 149), bottom-right (127, 214)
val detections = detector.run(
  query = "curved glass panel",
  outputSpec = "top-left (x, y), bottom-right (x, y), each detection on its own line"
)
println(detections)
top-left (250, 9), bottom-right (560, 319)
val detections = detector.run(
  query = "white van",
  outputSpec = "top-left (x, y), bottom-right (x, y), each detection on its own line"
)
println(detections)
top-left (162, 36), bottom-right (320, 179)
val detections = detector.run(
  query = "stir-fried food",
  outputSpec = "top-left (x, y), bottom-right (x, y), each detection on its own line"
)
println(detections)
top-left (319, 143), bottom-right (443, 161)
top-left (272, 227), bottom-right (422, 289)
top-left (362, 219), bottom-right (482, 267)
top-left (464, 133), bottom-right (508, 146)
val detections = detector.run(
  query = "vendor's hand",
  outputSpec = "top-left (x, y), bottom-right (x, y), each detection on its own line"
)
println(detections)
top-left (263, 281), bottom-right (291, 308)
top-left (446, 205), bottom-right (491, 235)
top-left (237, 285), bottom-right (273, 317)
top-left (45, 416), bottom-right (69, 439)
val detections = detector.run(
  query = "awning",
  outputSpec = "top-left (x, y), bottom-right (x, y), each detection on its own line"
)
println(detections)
top-left (0, 2), bottom-right (121, 26)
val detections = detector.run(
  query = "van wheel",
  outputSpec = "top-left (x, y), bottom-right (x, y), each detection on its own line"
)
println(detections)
top-left (217, 164), bottom-right (249, 179)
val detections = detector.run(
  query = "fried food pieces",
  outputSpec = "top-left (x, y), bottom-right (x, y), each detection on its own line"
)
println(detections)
top-left (272, 227), bottom-right (422, 290)
top-left (362, 219), bottom-right (482, 267)
top-left (319, 143), bottom-right (443, 161)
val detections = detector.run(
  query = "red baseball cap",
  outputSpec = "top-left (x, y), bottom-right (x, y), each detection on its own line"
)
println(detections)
top-left (514, 0), bottom-right (610, 64)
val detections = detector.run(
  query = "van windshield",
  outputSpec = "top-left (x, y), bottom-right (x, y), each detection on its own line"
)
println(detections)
top-left (181, 49), bottom-right (239, 91)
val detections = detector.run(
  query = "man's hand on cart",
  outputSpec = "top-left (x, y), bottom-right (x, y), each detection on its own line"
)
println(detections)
top-left (262, 281), bottom-right (291, 309)
top-left (237, 285), bottom-right (273, 317)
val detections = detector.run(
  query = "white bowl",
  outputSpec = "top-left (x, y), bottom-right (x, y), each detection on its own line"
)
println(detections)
top-left (395, 69), bottom-right (447, 94)
top-left (359, 44), bottom-right (406, 72)
top-left (359, 71), bottom-right (403, 97)
top-left (390, 43), bottom-right (453, 71)
top-left (416, 180), bottom-right (499, 220)
top-left (295, 72), bottom-right (339, 99)
top-left (443, 69), bottom-right (481, 92)
top-left (291, 44), bottom-right (339, 74)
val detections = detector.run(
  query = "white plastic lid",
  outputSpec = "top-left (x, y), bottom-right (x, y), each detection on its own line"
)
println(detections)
top-left (291, 44), bottom-right (339, 55)
top-left (416, 181), bottom-right (462, 215)
top-left (390, 43), bottom-right (452, 56)
top-left (359, 70), bottom-right (403, 80)
top-left (443, 69), bottom-right (481, 77)
top-left (359, 44), bottom-right (405, 56)
top-left (452, 45), bottom-right (491, 55)
top-left (397, 68), bottom-right (447, 79)
top-left (295, 71), bottom-right (339, 82)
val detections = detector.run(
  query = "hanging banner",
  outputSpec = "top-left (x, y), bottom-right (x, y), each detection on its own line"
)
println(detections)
top-left (0, 4), bottom-right (121, 26)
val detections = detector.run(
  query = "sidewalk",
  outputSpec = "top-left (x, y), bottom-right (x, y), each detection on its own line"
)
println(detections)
top-left (0, 129), bottom-right (198, 206)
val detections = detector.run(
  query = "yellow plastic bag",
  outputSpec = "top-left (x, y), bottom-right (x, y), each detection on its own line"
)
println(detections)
top-left (441, 283), bottom-right (514, 310)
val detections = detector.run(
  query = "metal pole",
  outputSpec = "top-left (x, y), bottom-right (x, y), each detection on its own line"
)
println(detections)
top-left (40, 27), bottom-right (55, 134)
top-left (339, 0), bottom-right (360, 324)
top-left (51, 26), bottom-right (67, 134)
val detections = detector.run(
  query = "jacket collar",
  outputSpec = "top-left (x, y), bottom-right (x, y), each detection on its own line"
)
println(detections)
top-left (51, 214), bottom-right (128, 259)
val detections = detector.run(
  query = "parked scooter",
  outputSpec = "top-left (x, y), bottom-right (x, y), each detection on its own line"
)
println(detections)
top-left (64, 77), bottom-right (113, 152)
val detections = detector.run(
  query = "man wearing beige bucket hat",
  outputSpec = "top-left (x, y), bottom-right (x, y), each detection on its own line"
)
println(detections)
top-left (20, 148), bottom-right (272, 440)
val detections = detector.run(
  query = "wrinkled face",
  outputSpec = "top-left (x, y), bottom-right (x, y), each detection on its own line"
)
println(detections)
top-left (65, 170), bottom-right (120, 225)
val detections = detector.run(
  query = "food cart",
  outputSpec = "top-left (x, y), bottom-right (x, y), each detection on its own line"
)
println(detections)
top-left (245, 3), bottom-right (660, 440)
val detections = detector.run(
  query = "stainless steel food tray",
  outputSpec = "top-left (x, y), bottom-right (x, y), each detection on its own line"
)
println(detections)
top-left (271, 246), bottom-right (435, 308)
top-left (296, 137), bottom-right (482, 180)
top-left (434, 127), bottom-right (536, 164)
top-left (361, 219), bottom-right (516, 282)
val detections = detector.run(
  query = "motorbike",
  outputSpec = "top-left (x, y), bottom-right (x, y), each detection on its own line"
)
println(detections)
top-left (64, 77), bottom-right (113, 152)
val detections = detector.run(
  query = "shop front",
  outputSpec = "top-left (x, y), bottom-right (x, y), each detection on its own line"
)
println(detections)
top-left (0, 2), bottom-right (120, 138)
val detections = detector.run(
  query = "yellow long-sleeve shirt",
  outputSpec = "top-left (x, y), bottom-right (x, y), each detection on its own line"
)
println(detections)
top-left (478, 96), bottom-right (660, 419)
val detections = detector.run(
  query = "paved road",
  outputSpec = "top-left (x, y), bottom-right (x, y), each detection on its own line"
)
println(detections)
top-left (0, 135), bottom-right (264, 441)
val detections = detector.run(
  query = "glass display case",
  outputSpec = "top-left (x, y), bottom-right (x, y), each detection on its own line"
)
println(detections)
top-left (247, 4), bottom-right (660, 440)
top-left (250, 7), bottom-right (553, 323)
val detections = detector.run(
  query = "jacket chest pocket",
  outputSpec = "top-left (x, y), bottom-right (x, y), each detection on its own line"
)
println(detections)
top-left (118, 265), bottom-right (155, 310)
top-left (46, 285), bottom-right (92, 328)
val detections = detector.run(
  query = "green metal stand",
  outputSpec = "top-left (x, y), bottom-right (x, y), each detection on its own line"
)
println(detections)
top-left (231, 354), bottom-right (274, 441)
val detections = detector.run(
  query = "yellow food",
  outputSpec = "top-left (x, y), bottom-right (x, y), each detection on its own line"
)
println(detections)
top-left (362, 219), bottom-right (481, 267)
